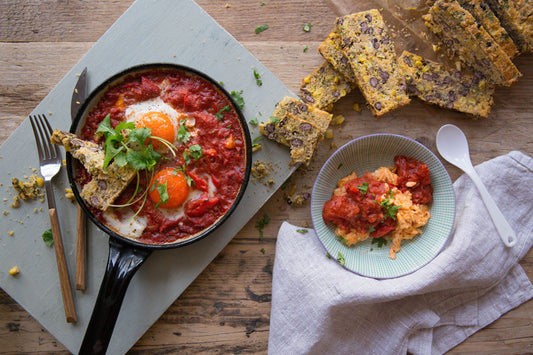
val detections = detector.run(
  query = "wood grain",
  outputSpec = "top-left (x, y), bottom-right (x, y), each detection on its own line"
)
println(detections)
top-left (1, 0), bottom-right (533, 353)
top-left (75, 205), bottom-right (86, 291)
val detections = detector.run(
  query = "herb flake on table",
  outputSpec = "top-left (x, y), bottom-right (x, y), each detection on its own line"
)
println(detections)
top-left (42, 228), bottom-right (53, 247)
top-left (255, 24), bottom-right (269, 34)
top-left (249, 117), bottom-right (259, 126)
top-left (303, 45), bottom-right (309, 52)
top-left (253, 68), bottom-right (263, 86)
top-left (260, 248), bottom-right (265, 254)
top-left (303, 22), bottom-right (312, 32)
top-left (255, 214), bottom-right (271, 239)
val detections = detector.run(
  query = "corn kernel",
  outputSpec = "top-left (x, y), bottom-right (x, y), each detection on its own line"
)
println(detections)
top-left (9, 266), bottom-right (19, 276)
top-left (8, 231), bottom-right (14, 236)
top-left (325, 128), bottom-right (334, 139)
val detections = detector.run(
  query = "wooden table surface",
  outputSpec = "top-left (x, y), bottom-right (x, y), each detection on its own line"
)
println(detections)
top-left (1, 0), bottom-right (533, 353)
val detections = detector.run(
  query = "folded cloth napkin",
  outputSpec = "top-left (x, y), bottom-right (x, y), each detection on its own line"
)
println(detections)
top-left (268, 151), bottom-right (533, 355)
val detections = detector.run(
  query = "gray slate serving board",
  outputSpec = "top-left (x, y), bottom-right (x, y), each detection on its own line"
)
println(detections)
top-left (0, 0), bottom-right (295, 353)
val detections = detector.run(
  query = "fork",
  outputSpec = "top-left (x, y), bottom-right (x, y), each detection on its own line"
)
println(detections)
top-left (29, 114), bottom-right (77, 323)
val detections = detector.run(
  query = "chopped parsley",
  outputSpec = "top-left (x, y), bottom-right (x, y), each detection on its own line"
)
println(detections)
top-left (253, 68), bottom-right (263, 86)
top-left (337, 252), bottom-right (345, 266)
top-left (255, 214), bottom-right (271, 239)
top-left (371, 237), bottom-right (388, 248)
top-left (42, 228), bottom-right (53, 247)
top-left (230, 90), bottom-right (245, 109)
top-left (303, 22), bottom-right (312, 32)
top-left (296, 229), bottom-right (308, 234)
top-left (357, 182), bottom-right (369, 195)
top-left (215, 105), bottom-right (231, 120)
top-left (254, 24), bottom-right (269, 34)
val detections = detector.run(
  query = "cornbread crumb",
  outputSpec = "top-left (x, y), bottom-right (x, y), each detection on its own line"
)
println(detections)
top-left (65, 188), bottom-right (75, 201)
top-left (9, 266), bottom-right (20, 276)
top-left (8, 231), bottom-right (14, 236)
top-left (251, 161), bottom-right (275, 185)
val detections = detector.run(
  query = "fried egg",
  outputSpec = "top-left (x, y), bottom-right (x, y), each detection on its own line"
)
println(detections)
top-left (125, 97), bottom-right (185, 146)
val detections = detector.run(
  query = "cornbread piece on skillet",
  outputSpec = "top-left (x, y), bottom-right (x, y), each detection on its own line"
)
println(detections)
top-left (318, 22), bottom-right (358, 83)
top-left (260, 113), bottom-right (322, 166)
top-left (399, 51), bottom-right (495, 118)
top-left (485, 0), bottom-right (533, 53)
top-left (51, 129), bottom-right (136, 211)
top-left (51, 129), bottom-right (105, 175)
top-left (272, 96), bottom-right (332, 134)
top-left (424, 0), bottom-right (521, 86)
top-left (300, 61), bottom-right (353, 111)
top-left (338, 9), bottom-right (411, 117)
top-left (457, 0), bottom-right (518, 58)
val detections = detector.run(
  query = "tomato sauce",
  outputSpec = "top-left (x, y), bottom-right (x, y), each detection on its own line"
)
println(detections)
top-left (78, 69), bottom-right (247, 244)
top-left (322, 156), bottom-right (432, 239)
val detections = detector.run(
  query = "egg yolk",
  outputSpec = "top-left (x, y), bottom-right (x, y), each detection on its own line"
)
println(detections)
top-left (149, 168), bottom-right (189, 209)
top-left (136, 112), bottom-right (175, 148)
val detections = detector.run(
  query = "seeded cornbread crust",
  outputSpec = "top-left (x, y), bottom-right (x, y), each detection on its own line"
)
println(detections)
top-left (318, 22), bottom-right (358, 83)
top-left (300, 61), bottom-right (353, 111)
top-left (399, 51), bottom-right (495, 117)
top-left (338, 9), bottom-right (411, 117)
top-left (458, 0), bottom-right (519, 58)
top-left (424, 0), bottom-right (521, 86)
top-left (272, 96), bottom-right (332, 134)
top-left (485, 0), bottom-right (533, 53)
top-left (260, 113), bottom-right (322, 166)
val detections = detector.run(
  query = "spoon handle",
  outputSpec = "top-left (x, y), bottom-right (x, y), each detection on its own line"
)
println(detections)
top-left (466, 168), bottom-right (517, 247)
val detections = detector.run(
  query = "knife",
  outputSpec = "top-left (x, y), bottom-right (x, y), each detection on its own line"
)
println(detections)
top-left (71, 67), bottom-right (88, 291)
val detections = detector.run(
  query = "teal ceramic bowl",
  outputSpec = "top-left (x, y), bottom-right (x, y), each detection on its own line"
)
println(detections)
top-left (311, 134), bottom-right (455, 279)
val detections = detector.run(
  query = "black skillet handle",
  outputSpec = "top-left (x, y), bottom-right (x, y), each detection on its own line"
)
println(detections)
top-left (78, 238), bottom-right (152, 355)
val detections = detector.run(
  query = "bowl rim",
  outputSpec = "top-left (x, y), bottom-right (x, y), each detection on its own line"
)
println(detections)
top-left (66, 62), bottom-right (252, 250)
top-left (311, 133), bottom-right (456, 279)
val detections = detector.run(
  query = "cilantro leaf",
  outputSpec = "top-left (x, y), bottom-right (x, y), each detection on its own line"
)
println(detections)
top-left (254, 24), bottom-right (269, 34)
top-left (255, 214), bottom-right (270, 239)
top-left (249, 117), bottom-right (258, 126)
top-left (230, 90), bottom-right (245, 109)
top-left (95, 114), bottom-right (116, 138)
top-left (155, 181), bottom-right (169, 208)
top-left (215, 106), bottom-right (231, 121)
top-left (188, 144), bottom-right (203, 161)
top-left (253, 68), bottom-right (263, 86)
top-left (177, 119), bottom-right (191, 143)
top-left (128, 127), bottom-right (151, 144)
top-left (269, 116), bottom-right (280, 124)
top-left (371, 237), bottom-right (388, 248)
top-left (42, 228), bottom-right (53, 247)
top-left (337, 252), bottom-right (345, 266)
top-left (303, 22), bottom-right (312, 32)
top-left (357, 182), bottom-right (369, 195)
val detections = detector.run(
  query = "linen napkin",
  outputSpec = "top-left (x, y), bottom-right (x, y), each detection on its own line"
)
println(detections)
top-left (269, 151), bottom-right (533, 355)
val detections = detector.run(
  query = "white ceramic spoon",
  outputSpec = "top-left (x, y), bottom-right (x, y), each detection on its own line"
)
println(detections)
top-left (436, 124), bottom-right (517, 247)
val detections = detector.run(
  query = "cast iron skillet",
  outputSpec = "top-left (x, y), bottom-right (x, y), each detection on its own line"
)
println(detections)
top-left (66, 63), bottom-right (252, 355)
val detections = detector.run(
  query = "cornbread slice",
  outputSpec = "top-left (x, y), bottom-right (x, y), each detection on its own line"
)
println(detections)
top-left (300, 61), bottom-right (353, 111)
top-left (485, 0), bottom-right (533, 53)
top-left (51, 129), bottom-right (136, 211)
top-left (424, 0), bottom-right (521, 86)
top-left (272, 96), bottom-right (332, 134)
top-left (458, 0), bottom-right (519, 58)
top-left (318, 22), bottom-right (358, 83)
top-left (260, 113), bottom-right (322, 166)
top-left (399, 51), bottom-right (495, 117)
top-left (338, 9), bottom-right (411, 117)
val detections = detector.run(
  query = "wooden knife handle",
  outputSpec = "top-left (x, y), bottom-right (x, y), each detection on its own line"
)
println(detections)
top-left (75, 204), bottom-right (86, 291)
top-left (49, 208), bottom-right (77, 323)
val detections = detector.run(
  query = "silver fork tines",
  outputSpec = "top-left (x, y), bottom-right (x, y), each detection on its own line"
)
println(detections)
top-left (28, 114), bottom-right (77, 323)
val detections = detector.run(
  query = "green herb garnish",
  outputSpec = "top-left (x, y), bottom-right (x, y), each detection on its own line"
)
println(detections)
top-left (371, 237), bottom-right (388, 248)
top-left (337, 252), bottom-right (345, 266)
top-left (337, 163), bottom-right (343, 169)
top-left (296, 229), bottom-right (308, 234)
top-left (255, 214), bottom-right (271, 239)
top-left (253, 68), bottom-right (263, 86)
top-left (153, 181), bottom-right (169, 208)
top-left (252, 136), bottom-right (262, 150)
top-left (249, 117), bottom-right (259, 126)
top-left (367, 225), bottom-right (376, 234)
top-left (215, 105), bottom-right (231, 121)
top-left (357, 182), bottom-right (369, 195)
top-left (260, 248), bottom-right (265, 254)
top-left (303, 45), bottom-right (309, 52)
top-left (379, 191), bottom-right (401, 220)
top-left (230, 90), bottom-right (245, 109)
top-left (336, 235), bottom-right (349, 245)
top-left (255, 24), bottom-right (269, 34)
top-left (177, 119), bottom-right (191, 143)
top-left (269, 116), bottom-right (280, 124)
top-left (303, 22), bottom-right (312, 32)
top-left (42, 228), bottom-right (53, 247)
